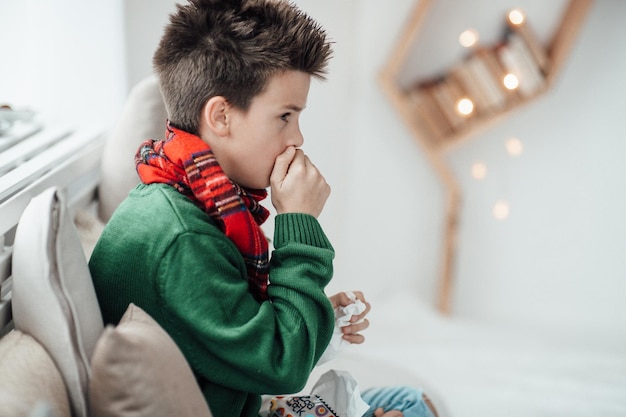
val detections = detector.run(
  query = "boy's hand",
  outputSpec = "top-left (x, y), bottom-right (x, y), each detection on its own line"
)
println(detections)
top-left (374, 408), bottom-right (403, 417)
top-left (270, 146), bottom-right (330, 217)
top-left (329, 291), bottom-right (371, 344)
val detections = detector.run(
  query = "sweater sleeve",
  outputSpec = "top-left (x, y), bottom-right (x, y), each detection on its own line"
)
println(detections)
top-left (155, 212), bottom-right (335, 396)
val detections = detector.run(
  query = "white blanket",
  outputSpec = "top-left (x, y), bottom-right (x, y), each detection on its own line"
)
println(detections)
top-left (306, 292), bottom-right (626, 417)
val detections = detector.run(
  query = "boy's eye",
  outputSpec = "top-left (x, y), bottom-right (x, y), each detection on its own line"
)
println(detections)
top-left (280, 113), bottom-right (291, 122)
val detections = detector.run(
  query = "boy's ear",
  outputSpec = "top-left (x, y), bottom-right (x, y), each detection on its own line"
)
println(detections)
top-left (201, 96), bottom-right (230, 137)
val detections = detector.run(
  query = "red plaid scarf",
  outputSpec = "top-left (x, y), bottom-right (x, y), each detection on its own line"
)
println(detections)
top-left (135, 124), bottom-right (270, 301)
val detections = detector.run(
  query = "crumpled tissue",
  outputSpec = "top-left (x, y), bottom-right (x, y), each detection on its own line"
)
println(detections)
top-left (268, 369), bottom-right (370, 417)
top-left (317, 291), bottom-right (366, 365)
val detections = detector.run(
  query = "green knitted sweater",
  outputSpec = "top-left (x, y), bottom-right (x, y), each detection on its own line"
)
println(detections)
top-left (89, 184), bottom-right (335, 417)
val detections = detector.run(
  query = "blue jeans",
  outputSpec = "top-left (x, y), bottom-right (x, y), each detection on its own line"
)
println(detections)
top-left (360, 386), bottom-right (435, 417)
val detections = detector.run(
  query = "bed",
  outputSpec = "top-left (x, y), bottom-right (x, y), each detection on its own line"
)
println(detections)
top-left (308, 290), bottom-right (626, 417)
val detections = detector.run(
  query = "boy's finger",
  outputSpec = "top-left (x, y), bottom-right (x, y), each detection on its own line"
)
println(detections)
top-left (344, 318), bottom-right (369, 334)
top-left (334, 292), bottom-right (354, 307)
top-left (350, 299), bottom-right (371, 323)
top-left (342, 332), bottom-right (365, 345)
top-left (270, 146), bottom-right (297, 184)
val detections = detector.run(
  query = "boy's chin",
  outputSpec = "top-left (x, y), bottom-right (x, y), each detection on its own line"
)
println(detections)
top-left (241, 180), bottom-right (269, 190)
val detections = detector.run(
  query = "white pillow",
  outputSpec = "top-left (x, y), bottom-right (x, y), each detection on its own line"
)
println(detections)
top-left (89, 303), bottom-right (213, 417)
top-left (0, 330), bottom-right (71, 417)
top-left (11, 187), bottom-right (104, 417)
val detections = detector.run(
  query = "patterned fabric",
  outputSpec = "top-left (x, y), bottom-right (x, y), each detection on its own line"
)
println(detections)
top-left (135, 123), bottom-right (270, 300)
top-left (269, 395), bottom-right (339, 417)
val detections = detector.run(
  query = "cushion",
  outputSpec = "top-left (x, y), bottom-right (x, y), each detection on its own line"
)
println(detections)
top-left (73, 205), bottom-right (106, 259)
top-left (0, 330), bottom-right (71, 417)
top-left (89, 303), bottom-right (213, 417)
top-left (11, 187), bottom-right (104, 417)
top-left (98, 76), bottom-right (168, 222)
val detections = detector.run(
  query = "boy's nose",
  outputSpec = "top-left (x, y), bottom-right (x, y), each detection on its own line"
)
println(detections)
top-left (291, 129), bottom-right (304, 148)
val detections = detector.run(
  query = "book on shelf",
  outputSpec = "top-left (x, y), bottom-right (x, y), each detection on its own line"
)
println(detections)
top-left (406, 85), bottom-right (452, 144)
top-left (449, 59), bottom-right (494, 118)
top-left (424, 77), bottom-right (467, 133)
top-left (464, 48), bottom-right (509, 112)
top-left (505, 17), bottom-right (550, 75)
top-left (444, 74), bottom-right (469, 113)
top-left (496, 31), bottom-right (546, 98)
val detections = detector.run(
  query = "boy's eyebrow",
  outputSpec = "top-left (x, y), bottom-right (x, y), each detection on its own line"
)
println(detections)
top-left (284, 104), bottom-right (305, 112)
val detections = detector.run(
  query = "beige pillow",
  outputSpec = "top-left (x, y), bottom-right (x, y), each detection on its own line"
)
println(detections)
top-left (12, 187), bottom-right (104, 417)
top-left (97, 76), bottom-right (168, 222)
top-left (89, 303), bottom-right (213, 417)
top-left (0, 330), bottom-right (71, 417)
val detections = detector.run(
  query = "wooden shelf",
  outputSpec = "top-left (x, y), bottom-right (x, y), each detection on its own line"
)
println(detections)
top-left (379, 0), bottom-right (593, 314)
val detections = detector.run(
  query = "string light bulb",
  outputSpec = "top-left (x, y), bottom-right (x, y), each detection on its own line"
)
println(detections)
top-left (507, 8), bottom-right (526, 26)
top-left (503, 73), bottom-right (519, 90)
top-left (456, 97), bottom-right (474, 116)
top-left (471, 162), bottom-right (487, 180)
top-left (493, 200), bottom-right (510, 220)
top-left (459, 28), bottom-right (479, 48)
top-left (506, 137), bottom-right (524, 156)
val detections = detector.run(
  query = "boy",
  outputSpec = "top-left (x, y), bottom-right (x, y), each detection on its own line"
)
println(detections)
top-left (89, 1), bottom-right (438, 416)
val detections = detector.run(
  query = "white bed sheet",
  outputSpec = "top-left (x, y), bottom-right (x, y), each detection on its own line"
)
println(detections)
top-left (307, 292), bottom-right (626, 417)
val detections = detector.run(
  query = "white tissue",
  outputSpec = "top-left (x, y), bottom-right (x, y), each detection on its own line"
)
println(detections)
top-left (317, 291), bottom-right (366, 365)
top-left (265, 370), bottom-right (370, 417)
top-left (310, 369), bottom-right (370, 417)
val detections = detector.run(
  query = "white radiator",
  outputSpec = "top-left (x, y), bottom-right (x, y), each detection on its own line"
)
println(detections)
top-left (0, 121), bottom-right (104, 335)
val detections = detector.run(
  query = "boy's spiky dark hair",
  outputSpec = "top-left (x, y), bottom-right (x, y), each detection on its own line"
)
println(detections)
top-left (153, 0), bottom-right (333, 135)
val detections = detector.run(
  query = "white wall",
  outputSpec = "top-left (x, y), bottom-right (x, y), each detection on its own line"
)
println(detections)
top-left (120, 0), bottom-right (626, 345)
top-left (0, 0), bottom-right (127, 132)
top-left (124, 0), bottom-right (179, 90)
top-left (294, 0), bottom-right (626, 345)
top-left (447, 1), bottom-right (626, 338)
